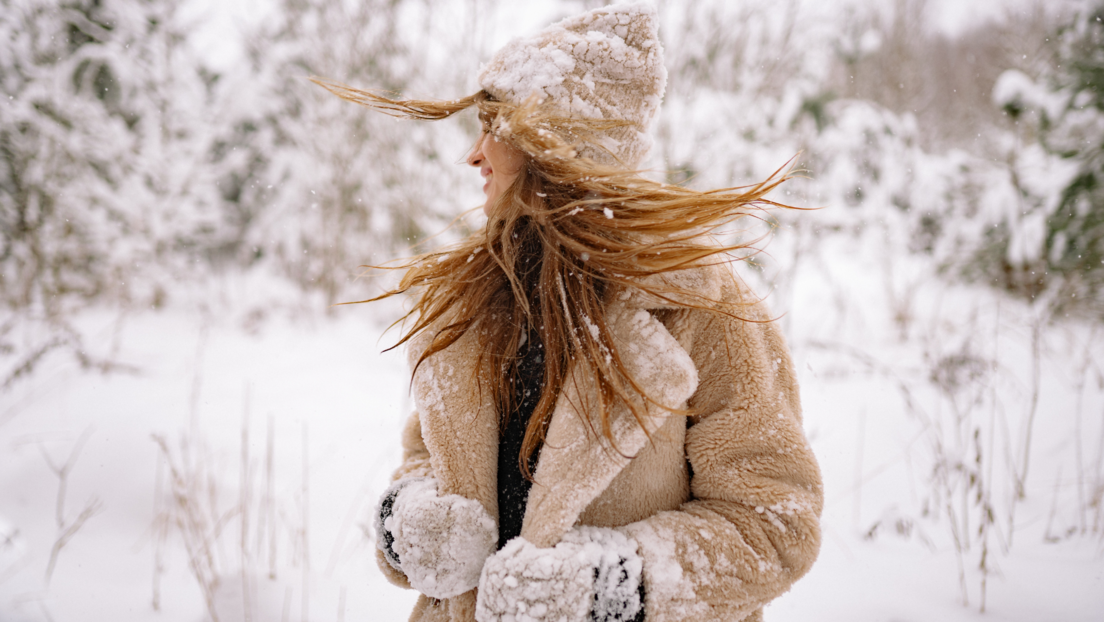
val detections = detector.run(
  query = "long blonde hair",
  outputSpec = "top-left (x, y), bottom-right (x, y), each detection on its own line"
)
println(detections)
top-left (314, 79), bottom-right (797, 475)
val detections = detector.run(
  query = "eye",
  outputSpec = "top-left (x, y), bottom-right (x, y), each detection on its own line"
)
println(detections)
top-left (478, 112), bottom-right (494, 134)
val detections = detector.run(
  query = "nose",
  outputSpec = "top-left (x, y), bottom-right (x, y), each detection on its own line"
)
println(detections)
top-left (467, 135), bottom-right (485, 167)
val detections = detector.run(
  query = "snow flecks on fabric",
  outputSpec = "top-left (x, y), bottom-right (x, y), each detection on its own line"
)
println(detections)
top-left (621, 262), bottom-right (725, 311)
top-left (768, 494), bottom-right (813, 517)
top-left (389, 263), bottom-right (823, 620)
top-left (757, 507), bottom-right (788, 534)
top-left (412, 362), bottom-right (459, 418)
top-left (481, 40), bottom-right (577, 109)
top-left (477, 527), bottom-right (644, 622)
top-left (376, 478), bottom-right (416, 573)
top-left (386, 477), bottom-right (498, 599)
top-left (623, 520), bottom-right (709, 620)
top-left (477, 1), bottom-right (667, 167)
top-left (407, 330), bottom-right (459, 418)
top-left (476, 536), bottom-right (592, 622)
top-left (616, 307), bottom-right (698, 409)
top-left (568, 526), bottom-right (644, 622)
top-left (519, 302), bottom-right (699, 550)
top-left (480, 4), bottom-right (658, 115)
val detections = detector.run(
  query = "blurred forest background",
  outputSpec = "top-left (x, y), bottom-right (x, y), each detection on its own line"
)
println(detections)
top-left (3, 0), bottom-right (1103, 379)
top-left (2, 0), bottom-right (1103, 620)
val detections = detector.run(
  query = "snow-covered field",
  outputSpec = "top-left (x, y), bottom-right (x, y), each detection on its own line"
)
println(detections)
top-left (3, 0), bottom-right (1104, 619)
top-left (2, 225), bottom-right (1102, 621)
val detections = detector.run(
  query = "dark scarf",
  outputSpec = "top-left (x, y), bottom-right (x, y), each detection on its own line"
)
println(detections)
top-left (496, 328), bottom-right (545, 549)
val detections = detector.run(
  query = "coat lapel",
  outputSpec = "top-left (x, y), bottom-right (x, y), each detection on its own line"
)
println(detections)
top-left (408, 325), bottom-right (500, 519)
top-left (407, 266), bottom-right (715, 549)
top-left (520, 302), bottom-right (699, 548)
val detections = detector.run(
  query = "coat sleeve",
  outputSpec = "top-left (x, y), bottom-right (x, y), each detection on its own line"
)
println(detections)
top-left (619, 304), bottom-right (823, 622)
top-left (375, 409), bottom-right (436, 588)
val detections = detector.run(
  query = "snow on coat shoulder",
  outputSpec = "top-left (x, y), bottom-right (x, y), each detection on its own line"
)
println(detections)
top-left (612, 305), bottom-right (698, 410)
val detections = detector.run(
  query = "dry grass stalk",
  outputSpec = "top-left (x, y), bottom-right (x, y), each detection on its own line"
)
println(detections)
top-left (259, 415), bottom-right (278, 580)
top-left (152, 433), bottom-right (222, 622)
top-left (152, 379), bottom-right (322, 622)
top-left (39, 429), bottom-right (102, 586)
top-left (301, 422), bottom-right (310, 622)
top-left (240, 383), bottom-right (254, 622)
top-left (44, 498), bottom-right (102, 586)
top-left (152, 453), bottom-right (167, 611)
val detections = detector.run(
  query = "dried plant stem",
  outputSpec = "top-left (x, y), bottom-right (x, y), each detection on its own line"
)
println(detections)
top-left (977, 313), bottom-right (1003, 614)
top-left (45, 497), bottom-right (102, 585)
top-left (325, 489), bottom-right (367, 578)
top-left (152, 453), bottom-right (167, 611)
top-left (945, 496), bottom-right (969, 607)
top-left (189, 321), bottom-right (209, 447)
top-left (1015, 317), bottom-right (1043, 500)
top-left (241, 383), bottom-right (254, 622)
top-left (37, 600), bottom-right (55, 622)
top-left (152, 434), bottom-right (221, 622)
top-left (302, 422), bottom-right (310, 622)
top-left (1043, 467), bottom-right (1064, 542)
top-left (39, 429), bottom-right (92, 529)
top-left (853, 408), bottom-right (866, 530)
top-left (1072, 327), bottom-right (1096, 534)
top-left (267, 416), bottom-right (278, 579)
top-left (975, 427), bottom-right (996, 613)
top-left (1008, 317), bottom-right (1044, 549)
top-left (1094, 404), bottom-right (1104, 536)
top-left (40, 429), bottom-right (100, 586)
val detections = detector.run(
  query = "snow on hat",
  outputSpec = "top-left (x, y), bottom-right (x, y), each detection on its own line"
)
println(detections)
top-left (477, 1), bottom-right (667, 168)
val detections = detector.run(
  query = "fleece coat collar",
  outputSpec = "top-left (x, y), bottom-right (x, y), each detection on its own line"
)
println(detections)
top-left (406, 269), bottom-right (711, 550)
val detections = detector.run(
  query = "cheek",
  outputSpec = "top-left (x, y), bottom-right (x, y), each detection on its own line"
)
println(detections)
top-left (487, 137), bottom-right (524, 176)
top-left (504, 148), bottom-right (525, 176)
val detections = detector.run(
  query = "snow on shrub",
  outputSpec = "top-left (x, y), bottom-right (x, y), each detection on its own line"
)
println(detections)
top-left (988, 4), bottom-right (1104, 313)
top-left (0, 0), bottom-right (222, 385)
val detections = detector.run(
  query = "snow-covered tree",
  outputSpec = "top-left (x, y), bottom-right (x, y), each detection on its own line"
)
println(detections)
top-left (212, 0), bottom-right (482, 303)
top-left (0, 0), bottom-right (221, 384)
top-left (1039, 4), bottom-right (1104, 311)
top-left (986, 4), bottom-right (1104, 313)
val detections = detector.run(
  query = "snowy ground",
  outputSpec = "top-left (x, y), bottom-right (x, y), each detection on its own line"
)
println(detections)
top-left (2, 224), bottom-right (1102, 622)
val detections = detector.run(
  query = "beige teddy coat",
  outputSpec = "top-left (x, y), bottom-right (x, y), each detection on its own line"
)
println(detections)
top-left (377, 263), bottom-right (823, 622)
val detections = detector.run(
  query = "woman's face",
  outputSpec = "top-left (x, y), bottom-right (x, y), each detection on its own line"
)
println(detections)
top-left (467, 127), bottom-right (525, 217)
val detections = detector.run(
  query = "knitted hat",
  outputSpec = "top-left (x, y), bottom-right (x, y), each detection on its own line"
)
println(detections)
top-left (478, 1), bottom-right (667, 168)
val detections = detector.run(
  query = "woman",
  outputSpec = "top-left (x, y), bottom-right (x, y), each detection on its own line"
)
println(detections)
top-left (317, 3), bottom-right (822, 621)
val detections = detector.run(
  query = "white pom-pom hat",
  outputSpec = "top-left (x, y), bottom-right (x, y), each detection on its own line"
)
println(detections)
top-left (478, 1), bottom-right (667, 168)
